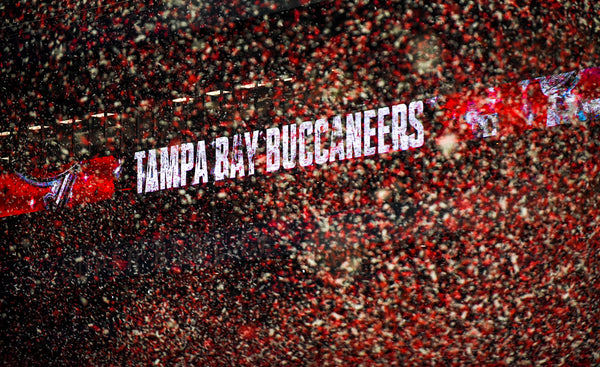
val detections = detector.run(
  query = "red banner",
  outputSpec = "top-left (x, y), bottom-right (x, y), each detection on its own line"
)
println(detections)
top-left (0, 156), bottom-right (120, 217)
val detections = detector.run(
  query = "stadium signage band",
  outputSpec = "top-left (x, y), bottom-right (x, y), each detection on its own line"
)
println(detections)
top-left (1, 67), bottom-right (599, 217)
top-left (133, 101), bottom-right (425, 194)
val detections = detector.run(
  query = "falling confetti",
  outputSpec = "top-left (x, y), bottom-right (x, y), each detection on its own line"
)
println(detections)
top-left (1, 1), bottom-right (600, 366)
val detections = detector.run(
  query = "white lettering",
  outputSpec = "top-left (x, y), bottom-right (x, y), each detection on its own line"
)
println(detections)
top-left (282, 124), bottom-right (297, 170)
top-left (409, 101), bottom-right (424, 148)
top-left (266, 127), bottom-right (281, 173)
top-left (377, 107), bottom-right (391, 154)
top-left (160, 145), bottom-right (180, 190)
top-left (244, 131), bottom-right (259, 176)
top-left (314, 118), bottom-right (329, 165)
top-left (299, 120), bottom-right (313, 167)
top-left (329, 115), bottom-right (345, 162)
top-left (214, 137), bottom-right (229, 181)
top-left (180, 143), bottom-right (194, 186)
top-left (193, 141), bottom-right (208, 184)
top-left (346, 112), bottom-right (362, 159)
top-left (145, 149), bottom-right (159, 193)
top-left (391, 103), bottom-right (409, 151)
top-left (135, 151), bottom-right (146, 194)
top-left (363, 109), bottom-right (377, 156)
top-left (230, 134), bottom-right (245, 178)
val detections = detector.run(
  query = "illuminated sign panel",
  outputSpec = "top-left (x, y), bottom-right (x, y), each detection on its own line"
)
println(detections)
top-left (133, 99), bottom-right (425, 193)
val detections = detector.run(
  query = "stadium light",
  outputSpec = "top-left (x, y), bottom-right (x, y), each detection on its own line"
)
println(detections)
top-left (206, 90), bottom-right (231, 96)
top-left (172, 97), bottom-right (193, 103)
top-left (58, 119), bottom-right (82, 124)
top-left (28, 125), bottom-right (49, 131)
top-left (91, 113), bottom-right (116, 118)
